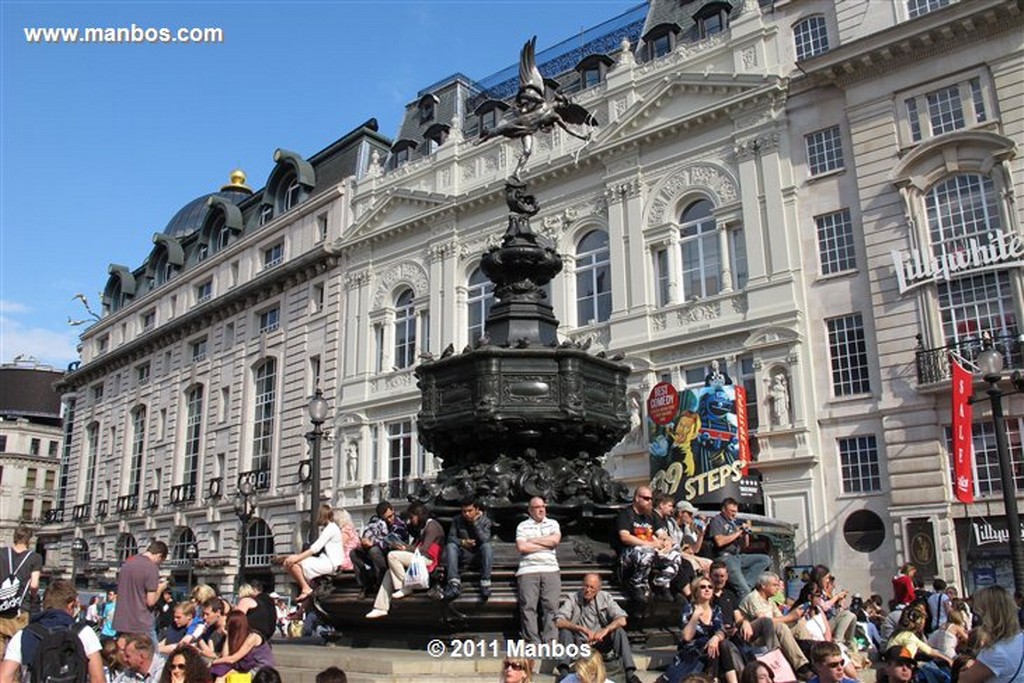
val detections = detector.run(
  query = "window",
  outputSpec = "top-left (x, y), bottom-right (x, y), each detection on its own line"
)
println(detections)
top-left (258, 307), bottom-right (280, 334)
top-left (91, 384), bottom-right (104, 401)
top-left (388, 420), bottom-right (413, 498)
top-left (191, 337), bottom-right (208, 362)
top-left (317, 214), bottom-right (328, 242)
top-left (394, 289), bottom-right (417, 370)
top-left (245, 519), bottom-right (275, 567)
top-left (838, 435), bottom-right (881, 493)
top-left (30, 439), bottom-right (40, 456)
top-left (26, 468), bottom-right (37, 488)
top-left (219, 387), bottom-right (230, 423)
top-left (696, 4), bottom-right (730, 38)
top-left (59, 399), bottom-right (74, 508)
top-left (843, 510), bottom-right (886, 552)
top-left (680, 200), bottom-right (721, 299)
top-left (0, 436), bottom-right (5, 452)
top-left (197, 243), bottom-right (209, 261)
top-left (826, 313), bottom-right (871, 396)
top-left (904, 77), bottom-right (989, 143)
top-left (582, 67), bottom-right (602, 89)
top-left (283, 179), bottom-right (301, 211)
top-left (793, 15), bottom-right (829, 61)
top-left (117, 533), bottom-right (139, 564)
top-left (815, 209), bottom-right (857, 275)
top-left (97, 335), bottom-right (109, 353)
top-left (467, 268), bottom-right (495, 344)
top-left (136, 363), bottom-right (150, 386)
top-left (230, 261), bottom-right (239, 287)
top-left (171, 528), bottom-right (197, 565)
top-left (419, 99), bottom-right (435, 124)
top-left (907, 0), bottom-right (950, 19)
top-left (649, 32), bottom-right (672, 60)
top-left (655, 249), bottom-right (671, 306)
top-left (730, 228), bottom-right (749, 290)
top-left (310, 283), bottom-right (325, 314)
top-left (259, 204), bottom-right (274, 226)
top-left (129, 408), bottom-right (146, 499)
top-left (184, 386), bottom-right (203, 489)
top-left (141, 310), bottom-right (156, 332)
top-left (252, 359), bottom-right (276, 473)
top-left (195, 280), bottom-right (212, 305)
top-left (21, 500), bottom-right (34, 521)
top-left (394, 147), bottom-right (410, 166)
top-left (47, 441), bottom-right (58, 457)
top-left (806, 126), bottom-right (844, 176)
top-left (952, 419), bottom-right (1024, 498)
top-left (480, 108), bottom-right (498, 131)
top-left (44, 470), bottom-right (55, 490)
top-left (263, 243), bottom-right (283, 269)
top-left (309, 355), bottom-right (322, 394)
top-left (224, 322), bottom-right (235, 347)
top-left (576, 230), bottom-right (612, 325)
top-left (83, 423), bottom-right (99, 507)
top-left (218, 227), bottom-right (231, 251)
top-left (737, 355), bottom-right (759, 431)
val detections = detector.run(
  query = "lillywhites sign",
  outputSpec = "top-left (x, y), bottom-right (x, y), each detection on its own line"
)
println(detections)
top-left (892, 230), bottom-right (1024, 295)
top-left (972, 519), bottom-right (1024, 547)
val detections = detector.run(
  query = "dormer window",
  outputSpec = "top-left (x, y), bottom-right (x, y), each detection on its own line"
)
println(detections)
top-left (695, 3), bottom-right (730, 39)
top-left (475, 99), bottom-right (509, 135)
top-left (424, 123), bottom-right (450, 154)
top-left (284, 178), bottom-right (301, 211)
top-left (197, 243), bottom-right (209, 261)
top-left (391, 139), bottom-right (418, 168)
top-left (259, 204), bottom-right (274, 226)
top-left (642, 23), bottom-right (680, 61)
top-left (418, 94), bottom-right (438, 124)
top-left (575, 54), bottom-right (614, 91)
top-left (218, 226), bottom-right (231, 250)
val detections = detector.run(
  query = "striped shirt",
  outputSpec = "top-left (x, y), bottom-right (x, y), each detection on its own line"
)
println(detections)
top-left (516, 516), bottom-right (560, 576)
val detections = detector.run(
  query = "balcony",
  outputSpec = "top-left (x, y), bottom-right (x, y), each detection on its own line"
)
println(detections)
top-left (145, 490), bottom-right (160, 510)
top-left (115, 493), bottom-right (139, 514)
top-left (43, 508), bottom-right (64, 524)
top-left (169, 482), bottom-right (197, 506)
top-left (72, 504), bottom-right (89, 521)
top-left (95, 500), bottom-right (108, 519)
top-left (916, 333), bottom-right (1024, 386)
top-left (237, 467), bottom-right (271, 492)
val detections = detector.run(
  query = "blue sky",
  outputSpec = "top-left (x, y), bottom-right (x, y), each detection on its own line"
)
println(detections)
top-left (0, 0), bottom-right (639, 368)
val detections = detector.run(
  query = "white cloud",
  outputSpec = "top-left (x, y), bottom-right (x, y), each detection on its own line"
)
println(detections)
top-left (0, 314), bottom-right (81, 368)
top-left (0, 300), bottom-right (30, 315)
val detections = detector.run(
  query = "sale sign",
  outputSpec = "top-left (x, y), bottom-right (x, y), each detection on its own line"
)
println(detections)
top-left (951, 358), bottom-right (974, 504)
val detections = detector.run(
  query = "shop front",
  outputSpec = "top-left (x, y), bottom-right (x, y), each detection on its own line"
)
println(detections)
top-left (954, 516), bottom-right (1024, 593)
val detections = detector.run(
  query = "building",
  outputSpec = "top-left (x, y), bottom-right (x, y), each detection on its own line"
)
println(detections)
top-left (50, 0), bottom-right (1023, 597)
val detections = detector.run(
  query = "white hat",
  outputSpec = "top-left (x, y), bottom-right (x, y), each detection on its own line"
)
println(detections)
top-left (675, 500), bottom-right (698, 514)
top-left (269, 592), bottom-right (281, 599)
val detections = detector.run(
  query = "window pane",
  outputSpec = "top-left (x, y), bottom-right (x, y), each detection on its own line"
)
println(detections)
top-left (806, 126), bottom-right (844, 175)
top-left (839, 435), bottom-right (881, 493)
top-left (794, 15), bottom-right (829, 61)
top-left (394, 289), bottom-right (416, 368)
top-left (827, 313), bottom-right (871, 396)
top-left (926, 85), bottom-right (965, 136)
top-left (576, 231), bottom-right (611, 324)
top-left (816, 209), bottom-right (856, 275)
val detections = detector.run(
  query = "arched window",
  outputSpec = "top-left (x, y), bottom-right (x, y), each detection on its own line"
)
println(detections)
top-left (680, 200), bottom-right (721, 299)
top-left (115, 533), bottom-right (138, 564)
top-left (927, 174), bottom-right (1017, 344)
top-left (793, 15), bottom-right (829, 61)
top-left (283, 178), bottom-right (301, 212)
top-left (253, 360), bottom-right (276, 475)
top-left (394, 289), bottom-right (416, 369)
top-left (576, 230), bottom-right (612, 325)
top-left (171, 527), bottom-right (198, 566)
top-left (184, 386), bottom-right (203, 493)
top-left (467, 268), bottom-right (495, 344)
top-left (129, 407), bottom-right (146, 500)
top-left (245, 519), bottom-right (275, 567)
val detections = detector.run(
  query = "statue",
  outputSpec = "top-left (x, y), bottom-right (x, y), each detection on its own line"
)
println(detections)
top-left (625, 395), bottom-right (644, 446)
top-left (345, 442), bottom-right (359, 481)
top-left (770, 373), bottom-right (790, 426)
top-left (704, 359), bottom-right (732, 387)
top-left (477, 36), bottom-right (599, 179)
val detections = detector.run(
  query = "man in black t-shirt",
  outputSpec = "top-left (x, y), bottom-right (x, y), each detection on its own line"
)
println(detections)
top-left (615, 486), bottom-right (682, 601)
top-left (0, 526), bottom-right (42, 658)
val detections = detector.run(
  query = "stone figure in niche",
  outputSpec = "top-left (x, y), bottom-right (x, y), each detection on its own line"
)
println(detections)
top-left (625, 394), bottom-right (644, 446)
top-left (704, 359), bottom-right (732, 387)
top-left (770, 373), bottom-right (790, 426)
top-left (345, 441), bottom-right (359, 482)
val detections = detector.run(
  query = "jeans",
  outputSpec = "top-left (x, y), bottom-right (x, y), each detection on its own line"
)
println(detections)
top-left (719, 553), bottom-right (771, 597)
top-left (444, 541), bottom-right (492, 587)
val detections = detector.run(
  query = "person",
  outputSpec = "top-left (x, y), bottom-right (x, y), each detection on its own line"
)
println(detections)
top-left (443, 498), bottom-right (494, 601)
top-left (85, 595), bottom-right (102, 628)
top-left (883, 646), bottom-right (919, 683)
top-left (272, 595), bottom-right (289, 637)
top-left (315, 666), bottom-right (348, 683)
top-left (195, 597), bottom-right (228, 661)
top-left (739, 660), bottom-right (775, 683)
top-left (116, 633), bottom-right (161, 682)
top-left (888, 603), bottom-right (953, 668)
top-left (560, 649), bottom-right (615, 683)
top-left (158, 645), bottom-right (209, 683)
top-left (615, 485), bottom-right (681, 602)
top-left (157, 602), bottom-right (201, 656)
top-left (928, 604), bottom-right (968, 661)
top-left (154, 589), bottom-right (175, 640)
top-left (500, 657), bottom-right (534, 683)
top-left (0, 579), bottom-right (104, 683)
top-left (706, 561), bottom-right (754, 655)
top-left (653, 494), bottom-right (691, 596)
top-left (236, 580), bottom-right (277, 646)
top-left (101, 590), bottom-right (118, 641)
top-left (284, 504), bottom-right (345, 602)
top-left (807, 641), bottom-right (857, 683)
top-left (1016, 590), bottom-right (1024, 630)
top-left (554, 573), bottom-right (642, 683)
top-left (663, 576), bottom-right (745, 683)
top-left (928, 579), bottom-right (952, 633)
top-left (253, 667), bottom-right (284, 683)
top-left (807, 566), bottom-right (858, 656)
top-left (0, 525), bottom-right (42, 657)
top-left (112, 541), bottom-right (169, 641)
top-left (349, 501), bottom-right (408, 596)
top-left (738, 572), bottom-right (812, 678)
top-left (515, 496), bottom-right (561, 645)
top-left (957, 586), bottom-right (1024, 683)
top-left (705, 498), bottom-right (771, 599)
top-left (209, 609), bottom-right (274, 681)
top-left (675, 501), bottom-right (712, 576)
top-left (365, 502), bottom-right (444, 619)
top-left (892, 564), bottom-right (916, 608)
top-left (335, 509), bottom-right (360, 573)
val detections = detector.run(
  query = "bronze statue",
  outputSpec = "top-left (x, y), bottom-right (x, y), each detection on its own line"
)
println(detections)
top-left (478, 36), bottom-right (599, 179)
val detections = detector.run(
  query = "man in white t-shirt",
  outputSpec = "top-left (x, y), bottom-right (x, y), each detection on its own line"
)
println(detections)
top-left (515, 496), bottom-right (561, 645)
top-left (0, 579), bottom-right (104, 683)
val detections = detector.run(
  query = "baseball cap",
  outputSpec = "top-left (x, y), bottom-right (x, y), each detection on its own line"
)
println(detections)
top-left (269, 592), bottom-right (281, 599)
top-left (884, 646), bottom-right (917, 666)
top-left (675, 501), bottom-right (698, 514)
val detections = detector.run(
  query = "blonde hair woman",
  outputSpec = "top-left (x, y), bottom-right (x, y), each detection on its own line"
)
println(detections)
top-left (561, 649), bottom-right (614, 683)
top-left (958, 586), bottom-right (1024, 683)
top-left (927, 605), bottom-right (968, 660)
top-left (500, 657), bottom-right (533, 683)
top-left (283, 504), bottom-right (345, 601)
top-left (335, 508), bottom-right (360, 572)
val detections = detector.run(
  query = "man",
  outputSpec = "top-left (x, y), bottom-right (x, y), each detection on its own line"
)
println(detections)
top-left (115, 633), bottom-right (159, 682)
top-left (349, 501), bottom-right (407, 596)
top-left (195, 597), bottom-right (227, 660)
top-left (237, 580), bottom-right (276, 644)
top-left (0, 579), bottom-right (104, 683)
top-left (738, 571), bottom-right (812, 678)
top-left (0, 525), bottom-right (42, 657)
top-left (443, 498), bottom-right (494, 601)
top-left (112, 541), bottom-right (168, 641)
top-left (653, 494), bottom-right (692, 594)
top-left (315, 666), bottom-right (348, 683)
top-left (615, 486), bottom-right (681, 602)
top-left (366, 502), bottom-right (445, 619)
top-left (100, 590), bottom-right (118, 641)
top-left (808, 641), bottom-right (857, 683)
top-left (554, 574), bottom-right (642, 683)
top-left (882, 646), bottom-right (918, 683)
top-left (926, 578), bottom-right (950, 632)
top-left (515, 496), bottom-right (561, 645)
top-left (704, 498), bottom-right (771, 598)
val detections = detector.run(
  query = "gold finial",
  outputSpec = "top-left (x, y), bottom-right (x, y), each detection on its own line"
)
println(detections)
top-left (221, 168), bottom-right (252, 194)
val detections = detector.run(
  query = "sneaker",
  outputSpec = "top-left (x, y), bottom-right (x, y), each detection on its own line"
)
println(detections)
top-left (479, 585), bottom-right (492, 601)
top-left (426, 585), bottom-right (444, 600)
top-left (442, 582), bottom-right (462, 601)
top-left (392, 589), bottom-right (409, 600)
top-left (365, 608), bottom-right (387, 619)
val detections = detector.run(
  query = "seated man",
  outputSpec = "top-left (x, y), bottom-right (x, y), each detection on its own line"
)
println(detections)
top-left (365, 503), bottom-right (445, 619)
top-left (554, 574), bottom-right (642, 683)
top-left (349, 501), bottom-right (408, 596)
top-left (738, 571), bottom-right (812, 679)
top-left (882, 646), bottom-right (918, 683)
top-left (808, 641), bottom-right (858, 683)
top-left (615, 486), bottom-right (681, 602)
top-left (442, 498), bottom-right (493, 601)
top-left (705, 497), bottom-right (772, 598)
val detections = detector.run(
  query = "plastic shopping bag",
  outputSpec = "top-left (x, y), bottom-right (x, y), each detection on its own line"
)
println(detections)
top-left (403, 550), bottom-right (430, 591)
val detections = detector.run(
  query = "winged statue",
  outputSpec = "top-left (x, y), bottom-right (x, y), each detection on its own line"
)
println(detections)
top-left (478, 36), bottom-right (599, 179)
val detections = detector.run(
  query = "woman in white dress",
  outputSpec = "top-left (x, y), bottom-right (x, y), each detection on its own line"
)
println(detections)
top-left (283, 505), bottom-right (344, 601)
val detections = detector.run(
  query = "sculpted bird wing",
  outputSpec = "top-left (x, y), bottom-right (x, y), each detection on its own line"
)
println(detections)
top-left (518, 36), bottom-right (545, 96)
top-left (556, 102), bottom-right (599, 127)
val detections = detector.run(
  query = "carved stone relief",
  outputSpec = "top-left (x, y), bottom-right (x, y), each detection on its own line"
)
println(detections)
top-left (647, 164), bottom-right (738, 226)
top-left (372, 261), bottom-right (429, 308)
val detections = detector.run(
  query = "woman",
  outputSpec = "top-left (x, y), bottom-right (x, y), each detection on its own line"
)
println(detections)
top-left (675, 501), bottom-right (712, 575)
top-left (500, 657), bottom-right (533, 683)
top-left (928, 605), bottom-right (969, 660)
top-left (284, 504), bottom-right (345, 601)
top-left (158, 646), bottom-right (209, 683)
top-left (808, 566), bottom-right (858, 655)
top-left (889, 603), bottom-right (953, 683)
top-left (336, 508), bottom-right (360, 572)
top-left (739, 661), bottom-right (775, 683)
top-left (893, 564), bottom-right (917, 607)
top-left (664, 576), bottom-right (744, 683)
top-left (209, 609), bottom-right (275, 682)
top-left (252, 667), bottom-right (283, 683)
top-left (958, 586), bottom-right (1024, 683)
top-left (365, 502), bottom-right (445, 619)
top-left (793, 582), bottom-right (860, 681)
top-left (560, 649), bottom-right (614, 683)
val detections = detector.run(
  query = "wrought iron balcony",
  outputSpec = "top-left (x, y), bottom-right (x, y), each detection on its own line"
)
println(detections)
top-left (43, 508), bottom-right (64, 524)
top-left (95, 500), bottom-right (108, 519)
top-left (72, 504), bottom-right (89, 521)
top-left (237, 467), bottom-right (271, 492)
top-left (916, 332), bottom-right (1024, 386)
top-left (207, 477), bottom-right (223, 500)
top-left (115, 493), bottom-right (139, 514)
top-left (145, 490), bottom-right (160, 510)
top-left (169, 482), bottom-right (197, 506)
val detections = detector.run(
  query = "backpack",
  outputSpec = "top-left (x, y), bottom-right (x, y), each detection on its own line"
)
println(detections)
top-left (0, 548), bottom-right (33, 614)
top-left (24, 621), bottom-right (89, 683)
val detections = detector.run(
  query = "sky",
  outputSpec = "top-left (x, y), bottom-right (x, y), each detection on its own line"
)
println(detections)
top-left (0, 0), bottom-right (640, 369)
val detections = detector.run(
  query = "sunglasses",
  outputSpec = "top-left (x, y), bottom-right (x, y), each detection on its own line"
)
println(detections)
top-left (638, 495), bottom-right (653, 501)
top-left (698, 584), bottom-right (714, 590)
top-left (504, 661), bottom-right (525, 671)
top-left (169, 663), bottom-right (186, 671)
top-left (825, 661), bottom-right (844, 669)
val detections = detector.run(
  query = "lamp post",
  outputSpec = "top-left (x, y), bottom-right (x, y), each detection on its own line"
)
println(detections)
top-left (185, 541), bottom-right (199, 591)
top-left (232, 480), bottom-right (256, 592)
top-left (973, 346), bottom-right (1024, 594)
top-left (71, 537), bottom-right (85, 588)
top-left (306, 388), bottom-right (329, 546)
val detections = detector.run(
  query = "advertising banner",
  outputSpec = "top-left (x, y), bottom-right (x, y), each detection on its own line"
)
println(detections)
top-left (647, 379), bottom-right (761, 508)
top-left (951, 358), bottom-right (974, 504)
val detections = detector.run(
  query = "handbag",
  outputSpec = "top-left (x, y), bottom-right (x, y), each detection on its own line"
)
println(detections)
top-left (403, 550), bottom-right (430, 591)
top-left (224, 673), bottom-right (253, 683)
top-left (756, 648), bottom-right (797, 683)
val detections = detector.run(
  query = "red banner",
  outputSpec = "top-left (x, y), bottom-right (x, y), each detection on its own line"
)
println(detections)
top-left (735, 385), bottom-right (749, 475)
top-left (951, 358), bottom-right (974, 504)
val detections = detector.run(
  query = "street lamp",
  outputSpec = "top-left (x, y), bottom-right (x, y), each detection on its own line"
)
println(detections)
top-left (185, 542), bottom-right (199, 591)
top-left (972, 345), bottom-right (1024, 594)
top-left (306, 388), bottom-right (329, 546)
top-left (232, 480), bottom-right (256, 592)
top-left (71, 537), bottom-right (85, 588)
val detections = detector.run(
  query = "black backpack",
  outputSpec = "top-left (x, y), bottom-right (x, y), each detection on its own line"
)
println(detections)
top-left (24, 621), bottom-right (89, 683)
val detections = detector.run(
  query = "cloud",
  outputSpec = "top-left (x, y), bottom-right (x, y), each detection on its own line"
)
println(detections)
top-left (0, 300), bottom-right (30, 315)
top-left (0, 313), bottom-right (80, 368)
